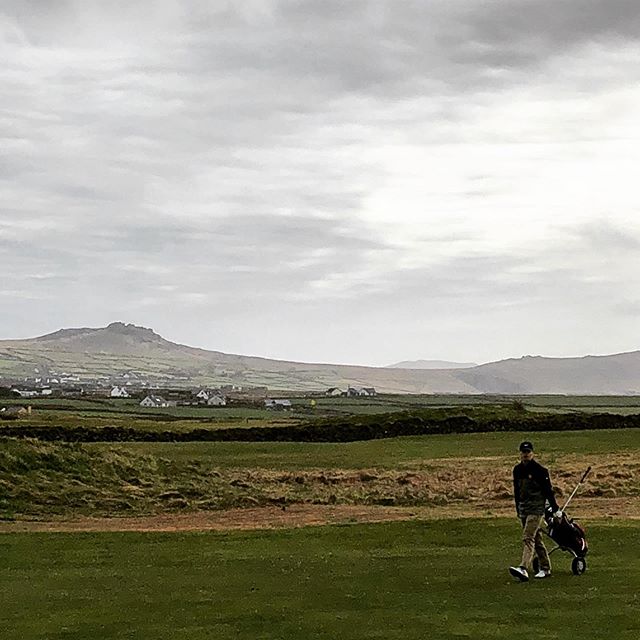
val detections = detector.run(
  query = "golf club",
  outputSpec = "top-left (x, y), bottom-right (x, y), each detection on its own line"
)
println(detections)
top-left (560, 466), bottom-right (592, 514)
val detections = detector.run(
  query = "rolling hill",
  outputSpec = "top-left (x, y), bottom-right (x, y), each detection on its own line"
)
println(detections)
top-left (456, 352), bottom-right (640, 395)
top-left (1, 322), bottom-right (639, 394)
top-left (0, 323), bottom-right (473, 393)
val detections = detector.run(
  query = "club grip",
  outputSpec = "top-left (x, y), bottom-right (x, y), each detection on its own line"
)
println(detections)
top-left (580, 466), bottom-right (592, 483)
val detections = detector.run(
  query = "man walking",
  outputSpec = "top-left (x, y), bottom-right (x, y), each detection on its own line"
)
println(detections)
top-left (509, 441), bottom-right (562, 582)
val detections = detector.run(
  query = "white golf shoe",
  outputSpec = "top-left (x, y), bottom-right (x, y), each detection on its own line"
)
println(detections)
top-left (509, 566), bottom-right (529, 582)
top-left (534, 570), bottom-right (551, 579)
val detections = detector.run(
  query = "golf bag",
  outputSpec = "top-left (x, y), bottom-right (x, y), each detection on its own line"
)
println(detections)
top-left (540, 506), bottom-right (588, 575)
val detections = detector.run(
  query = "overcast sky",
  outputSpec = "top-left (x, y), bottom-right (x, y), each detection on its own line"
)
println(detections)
top-left (2, 0), bottom-right (639, 366)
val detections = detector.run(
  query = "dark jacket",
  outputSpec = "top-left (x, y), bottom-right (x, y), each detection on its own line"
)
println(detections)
top-left (513, 459), bottom-right (559, 516)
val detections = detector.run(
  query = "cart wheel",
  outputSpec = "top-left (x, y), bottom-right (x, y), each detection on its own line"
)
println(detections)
top-left (571, 557), bottom-right (587, 575)
top-left (532, 557), bottom-right (540, 574)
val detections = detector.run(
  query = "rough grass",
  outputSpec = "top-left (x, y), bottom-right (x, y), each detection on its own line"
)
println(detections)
top-left (1, 519), bottom-right (639, 640)
top-left (2, 436), bottom-right (639, 519)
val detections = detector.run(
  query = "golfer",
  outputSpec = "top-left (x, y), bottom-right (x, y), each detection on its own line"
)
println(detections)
top-left (509, 441), bottom-right (562, 582)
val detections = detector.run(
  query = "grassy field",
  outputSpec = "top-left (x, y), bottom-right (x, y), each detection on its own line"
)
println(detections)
top-left (4, 396), bottom-right (640, 442)
top-left (2, 398), bottom-right (639, 639)
top-left (1, 519), bottom-right (639, 640)
top-left (0, 397), bottom-right (286, 418)
top-left (98, 427), bottom-right (640, 469)
top-left (0, 397), bottom-right (298, 431)
top-left (5, 393), bottom-right (640, 416)
top-left (307, 394), bottom-right (640, 415)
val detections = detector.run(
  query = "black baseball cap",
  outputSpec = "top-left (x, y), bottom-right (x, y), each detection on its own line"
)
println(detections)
top-left (519, 441), bottom-right (534, 452)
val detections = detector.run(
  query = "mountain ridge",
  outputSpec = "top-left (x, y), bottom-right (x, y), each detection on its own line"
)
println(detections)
top-left (386, 359), bottom-right (478, 370)
top-left (1, 323), bottom-right (639, 394)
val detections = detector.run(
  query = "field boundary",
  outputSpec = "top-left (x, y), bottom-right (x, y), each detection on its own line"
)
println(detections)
top-left (3, 411), bottom-right (640, 442)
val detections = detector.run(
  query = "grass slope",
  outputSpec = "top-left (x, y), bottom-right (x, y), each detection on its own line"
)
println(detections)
top-left (0, 342), bottom-right (473, 393)
top-left (1, 519), bottom-right (639, 639)
top-left (2, 431), bottom-right (639, 518)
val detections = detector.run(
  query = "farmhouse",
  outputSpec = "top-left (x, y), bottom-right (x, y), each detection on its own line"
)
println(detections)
top-left (110, 386), bottom-right (130, 398)
top-left (346, 386), bottom-right (377, 397)
top-left (325, 387), bottom-right (343, 396)
top-left (206, 394), bottom-right (226, 406)
top-left (139, 395), bottom-right (173, 408)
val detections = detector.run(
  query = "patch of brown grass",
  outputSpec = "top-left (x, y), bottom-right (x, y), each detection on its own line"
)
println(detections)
top-left (2, 497), bottom-right (640, 533)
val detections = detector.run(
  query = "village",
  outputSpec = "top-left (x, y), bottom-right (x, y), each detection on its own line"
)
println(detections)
top-left (0, 378), bottom-right (377, 419)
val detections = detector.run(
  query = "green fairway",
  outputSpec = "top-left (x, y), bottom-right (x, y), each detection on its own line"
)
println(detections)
top-left (95, 427), bottom-right (640, 469)
top-left (1, 519), bottom-right (638, 639)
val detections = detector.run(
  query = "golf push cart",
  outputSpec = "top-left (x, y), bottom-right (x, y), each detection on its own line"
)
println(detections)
top-left (534, 466), bottom-right (591, 576)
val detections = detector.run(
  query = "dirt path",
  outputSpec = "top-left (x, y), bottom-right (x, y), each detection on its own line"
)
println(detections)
top-left (1, 497), bottom-right (638, 533)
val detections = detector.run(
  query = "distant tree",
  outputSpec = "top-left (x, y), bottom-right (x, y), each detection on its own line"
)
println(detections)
top-left (511, 399), bottom-right (526, 412)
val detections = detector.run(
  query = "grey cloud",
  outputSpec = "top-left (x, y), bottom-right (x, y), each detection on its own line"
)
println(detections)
top-left (110, 215), bottom-right (388, 296)
top-left (615, 301), bottom-right (640, 316)
top-left (1, 210), bottom-right (392, 314)
top-left (571, 219), bottom-right (640, 252)
top-left (79, 213), bottom-right (382, 257)
top-left (348, 254), bottom-right (553, 310)
top-left (468, 0), bottom-right (640, 50)
top-left (4, 0), bottom-right (636, 226)
top-left (175, 0), bottom-right (640, 102)
top-left (331, 219), bottom-right (640, 316)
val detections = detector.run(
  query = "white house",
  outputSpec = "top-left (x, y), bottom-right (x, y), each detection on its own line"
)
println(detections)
top-left (325, 387), bottom-right (343, 396)
top-left (140, 395), bottom-right (171, 408)
top-left (196, 389), bottom-right (210, 400)
top-left (346, 386), bottom-right (377, 397)
top-left (206, 394), bottom-right (226, 406)
top-left (264, 399), bottom-right (292, 410)
top-left (110, 386), bottom-right (130, 398)
top-left (11, 388), bottom-right (39, 398)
